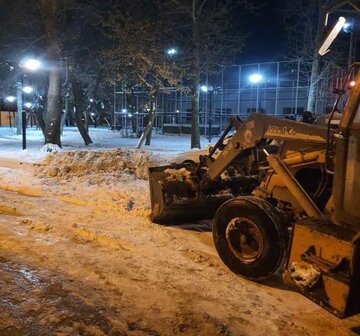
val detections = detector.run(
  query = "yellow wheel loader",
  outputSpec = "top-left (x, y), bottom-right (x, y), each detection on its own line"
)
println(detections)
top-left (148, 65), bottom-right (360, 317)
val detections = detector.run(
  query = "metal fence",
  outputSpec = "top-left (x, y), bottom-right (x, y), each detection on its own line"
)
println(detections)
top-left (113, 60), bottom-right (346, 135)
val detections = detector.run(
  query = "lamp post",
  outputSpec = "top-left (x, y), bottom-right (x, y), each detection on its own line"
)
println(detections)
top-left (201, 85), bottom-right (215, 143)
top-left (249, 73), bottom-right (264, 113)
top-left (18, 58), bottom-right (41, 149)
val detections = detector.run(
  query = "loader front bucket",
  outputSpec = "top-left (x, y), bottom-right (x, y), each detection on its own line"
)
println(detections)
top-left (149, 164), bottom-right (233, 223)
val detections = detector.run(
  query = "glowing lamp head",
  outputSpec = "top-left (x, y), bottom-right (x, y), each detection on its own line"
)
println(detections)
top-left (167, 48), bottom-right (177, 56)
top-left (23, 86), bottom-right (33, 94)
top-left (343, 22), bottom-right (351, 33)
top-left (6, 96), bottom-right (16, 103)
top-left (200, 85), bottom-right (208, 93)
top-left (22, 59), bottom-right (41, 71)
top-left (24, 102), bottom-right (32, 108)
top-left (249, 73), bottom-right (263, 84)
top-left (350, 80), bottom-right (356, 87)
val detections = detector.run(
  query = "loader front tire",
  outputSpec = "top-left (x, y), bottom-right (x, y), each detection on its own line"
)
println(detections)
top-left (213, 197), bottom-right (288, 282)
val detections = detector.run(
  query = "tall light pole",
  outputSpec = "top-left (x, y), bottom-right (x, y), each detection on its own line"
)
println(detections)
top-left (16, 73), bottom-right (23, 135)
top-left (249, 73), bottom-right (264, 113)
top-left (201, 85), bottom-right (215, 143)
top-left (17, 58), bottom-right (41, 149)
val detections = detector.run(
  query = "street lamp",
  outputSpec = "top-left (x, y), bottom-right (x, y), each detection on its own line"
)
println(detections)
top-left (343, 21), bottom-right (351, 32)
top-left (24, 102), bottom-right (32, 109)
top-left (21, 59), bottom-right (41, 72)
top-left (23, 86), bottom-right (33, 94)
top-left (249, 74), bottom-right (264, 114)
top-left (200, 85), bottom-right (215, 142)
top-left (6, 96), bottom-right (16, 103)
top-left (200, 85), bottom-right (209, 93)
top-left (166, 48), bottom-right (177, 56)
top-left (249, 73), bottom-right (263, 84)
top-left (17, 58), bottom-right (41, 149)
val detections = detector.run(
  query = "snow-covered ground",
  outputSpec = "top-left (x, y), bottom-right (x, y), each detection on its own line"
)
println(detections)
top-left (0, 126), bottom-right (210, 162)
top-left (0, 125), bottom-right (359, 335)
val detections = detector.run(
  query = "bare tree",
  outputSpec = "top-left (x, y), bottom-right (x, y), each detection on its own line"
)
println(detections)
top-left (283, 0), bottom-right (349, 114)
top-left (157, 0), bottom-right (247, 148)
top-left (100, 2), bottom-right (184, 148)
top-left (38, 0), bottom-right (62, 147)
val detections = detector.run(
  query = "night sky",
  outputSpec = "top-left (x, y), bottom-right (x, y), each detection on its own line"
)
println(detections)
top-left (239, 0), bottom-right (287, 64)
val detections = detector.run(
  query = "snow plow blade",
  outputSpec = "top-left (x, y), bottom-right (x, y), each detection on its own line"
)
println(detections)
top-left (149, 164), bottom-right (233, 224)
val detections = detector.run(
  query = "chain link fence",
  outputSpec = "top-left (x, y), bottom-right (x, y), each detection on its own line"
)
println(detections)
top-left (113, 60), bottom-right (346, 136)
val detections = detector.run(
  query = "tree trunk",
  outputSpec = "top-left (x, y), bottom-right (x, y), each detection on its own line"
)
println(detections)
top-left (72, 79), bottom-right (93, 146)
top-left (145, 95), bottom-right (156, 145)
top-left (40, 0), bottom-right (62, 146)
top-left (307, 56), bottom-right (320, 113)
top-left (136, 98), bottom-right (156, 149)
top-left (60, 90), bottom-right (70, 133)
top-left (45, 62), bottom-right (62, 146)
top-left (307, 2), bottom-right (325, 114)
top-left (191, 2), bottom-right (201, 149)
top-left (34, 109), bottom-right (46, 136)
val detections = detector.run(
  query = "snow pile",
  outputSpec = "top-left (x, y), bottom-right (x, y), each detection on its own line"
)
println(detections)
top-left (33, 148), bottom-right (171, 216)
top-left (36, 148), bottom-right (164, 180)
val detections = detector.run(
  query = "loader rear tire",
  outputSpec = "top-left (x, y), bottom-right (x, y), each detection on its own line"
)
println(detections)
top-left (213, 197), bottom-right (288, 282)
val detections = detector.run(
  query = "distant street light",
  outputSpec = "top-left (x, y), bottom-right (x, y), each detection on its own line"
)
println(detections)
top-left (22, 59), bottom-right (41, 71)
top-left (24, 102), bottom-right (32, 108)
top-left (201, 85), bottom-right (209, 92)
top-left (249, 73), bottom-right (263, 84)
top-left (350, 80), bottom-right (356, 87)
top-left (23, 86), bottom-right (33, 94)
top-left (167, 48), bottom-right (177, 56)
top-left (122, 108), bottom-right (127, 113)
top-left (128, 113), bottom-right (132, 117)
top-left (343, 21), bottom-right (351, 32)
top-left (6, 96), bottom-right (16, 102)
top-left (89, 98), bottom-right (94, 103)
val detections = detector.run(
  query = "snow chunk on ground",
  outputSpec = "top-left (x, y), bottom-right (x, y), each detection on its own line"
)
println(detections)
top-left (41, 144), bottom-right (63, 153)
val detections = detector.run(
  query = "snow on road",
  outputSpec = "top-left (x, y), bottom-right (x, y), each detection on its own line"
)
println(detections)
top-left (0, 126), bottom-right (360, 335)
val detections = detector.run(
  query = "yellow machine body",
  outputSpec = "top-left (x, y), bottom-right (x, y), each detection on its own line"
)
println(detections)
top-left (284, 219), bottom-right (360, 317)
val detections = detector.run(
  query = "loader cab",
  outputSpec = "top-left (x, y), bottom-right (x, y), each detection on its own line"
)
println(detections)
top-left (333, 72), bottom-right (360, 225)
top-left (317, 20), bottom-right (360, 225)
